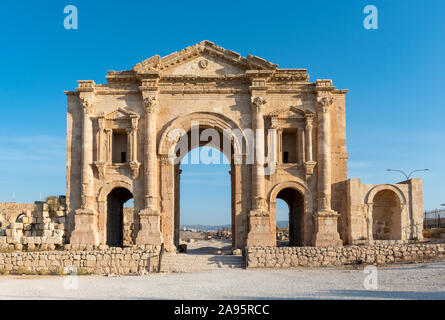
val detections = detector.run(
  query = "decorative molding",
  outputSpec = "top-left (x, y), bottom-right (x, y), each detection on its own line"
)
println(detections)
top-left (159, 154), bottom-right (172, 166)
top-left (198, 59), bottom-right (209, 69)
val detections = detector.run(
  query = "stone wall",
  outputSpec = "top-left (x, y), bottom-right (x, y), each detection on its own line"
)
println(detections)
top-left (0, 200), bottom-right (66, 250)
top-left (0, 203), bottom-right (36, 227)
top-left (0, 246), bottom-right (160, 275)
top-left (246, 243), bottom-right (445, 268)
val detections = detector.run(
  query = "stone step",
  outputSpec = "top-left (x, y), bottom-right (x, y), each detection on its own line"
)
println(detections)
top-left (159, 254), bottom-right (245, 273)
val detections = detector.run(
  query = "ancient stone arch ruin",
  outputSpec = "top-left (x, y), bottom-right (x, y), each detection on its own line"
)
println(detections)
top-left (64, 40), bottom-right (424, 251)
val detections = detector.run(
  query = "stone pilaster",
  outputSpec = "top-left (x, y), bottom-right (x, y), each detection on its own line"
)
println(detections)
top-left (136, 75), bottom-right (163, 246)
top-left (70, 81), bottom-right (100, 245)
top-left (246, 71), bottom-right (275, 246)
top-left (313, 84), bottom-right (342, 247)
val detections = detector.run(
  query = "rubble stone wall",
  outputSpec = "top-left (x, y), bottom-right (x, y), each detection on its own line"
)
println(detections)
top-left (0, 246), bottom-right (160, 275)
top-left (0, 200), bottom-right (66, 249)
top-left (246, 243), bottom-right (445, 268)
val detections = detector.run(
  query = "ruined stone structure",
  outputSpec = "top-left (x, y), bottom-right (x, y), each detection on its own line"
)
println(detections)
top-left (65, 40), bottom-right (423, 251)
top-left (0, 200), bottom-right (66, 250)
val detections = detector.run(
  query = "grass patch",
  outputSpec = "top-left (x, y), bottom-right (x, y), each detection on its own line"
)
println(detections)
top-left (51, 268), bottom-right (65, 276)
top-left (77, 268), bottom-right (92, 276)
top-left (38, 269), bottom-right (49, 276)
top-left (16, 267), bottom-right (37, 275)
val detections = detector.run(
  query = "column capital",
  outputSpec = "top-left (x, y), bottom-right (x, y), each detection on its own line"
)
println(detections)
top-left (251, 96), bottom-right (267, 113)
top-left (305, 112), bottom-right (314, 126)
top-left (130, 115), bottom-right (139, 129)
top-left (143, 96), bottom-right (159, 114)
top-left (317, 96), bottom-right (334, 113)
top-left (81, 98), bottom-right (95, 115)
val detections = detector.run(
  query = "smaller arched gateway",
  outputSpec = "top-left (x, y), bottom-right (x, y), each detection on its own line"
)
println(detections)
top-left (371, 189), bottom-right (402, 240)
top-left (106, 187), bottom-right (133, 247)
top-left (341, 179), bottom-right (423, 244)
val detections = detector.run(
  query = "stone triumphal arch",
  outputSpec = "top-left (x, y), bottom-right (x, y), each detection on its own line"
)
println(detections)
top-left (65, 41), bottom-right (424, 251)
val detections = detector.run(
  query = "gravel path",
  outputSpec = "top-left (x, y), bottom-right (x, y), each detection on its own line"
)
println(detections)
top-left (0, 261), bottom-right (444, 299)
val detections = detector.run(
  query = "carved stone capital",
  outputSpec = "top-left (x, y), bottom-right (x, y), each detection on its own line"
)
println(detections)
top-left (305, 113), bottom-right (314, 128)
top-left (304, 161), bottom-right (316, 180)
top-left (130, 115), bottom-right (139, 129)
top-left (251, 96), bottom-right (267, 113)
top-left (270, 118), bottom-right (278, 129)
top-left (129, 161), bottom-right (140, 178)
top-left (81, 99), bottom-right (95, 115)
top-left (93, 161), bottom-right (106, 180)
top-left (317, 97), bottom-right (334, 113)
top-left (143, 96), bottom-right (159, 114)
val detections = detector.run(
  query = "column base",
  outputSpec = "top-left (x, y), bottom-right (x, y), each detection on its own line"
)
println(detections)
top-left (312, 210), bottom-right (343, 247)
top-left (69, 208), bottom-right (100, 245)
top-left (135, 208), bottom-right (163, 245)
top-left (246, 210), bottom-right (275, 247)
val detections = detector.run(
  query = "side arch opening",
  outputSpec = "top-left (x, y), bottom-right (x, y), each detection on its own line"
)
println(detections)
top-left (106, 187), bottom-right (133, 247)
top-left (276, 188), bottom-right (305, 246)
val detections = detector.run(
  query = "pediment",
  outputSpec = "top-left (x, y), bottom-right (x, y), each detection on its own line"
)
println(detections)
top-left (133, 40), bottom-right (278, 75)
top-left (103, 108), bottom-right (139, 120)
top-left (269, 106), bottom-right (308, 119)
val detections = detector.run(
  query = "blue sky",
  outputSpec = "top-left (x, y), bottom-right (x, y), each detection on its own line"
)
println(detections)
top-left (0, 0), bottom-right (444, 225)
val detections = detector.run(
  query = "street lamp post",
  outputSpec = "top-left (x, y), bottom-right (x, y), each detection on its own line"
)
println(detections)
top-left (386, 168), bottom-right (429, 181)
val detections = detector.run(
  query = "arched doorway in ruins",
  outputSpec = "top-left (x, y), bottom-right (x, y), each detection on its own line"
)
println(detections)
top-left (372, 189), bottom-right (402, 240)
top-left (106, 187), bottom-right (133, 247)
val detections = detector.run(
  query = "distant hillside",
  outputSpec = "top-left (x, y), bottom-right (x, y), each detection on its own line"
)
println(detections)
top-left (276, 220), bottom-right (288, 229)
top-left (181, 224), bottom-right (231, 231)
top-left (181, 220), bottom-right (288, 231)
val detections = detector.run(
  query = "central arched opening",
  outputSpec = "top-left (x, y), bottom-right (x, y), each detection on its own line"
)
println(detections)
top-left (106, 187), bottom-right (133, 247)
top-left (276, 188), bottom-right (305, 246)
top-left (178, 146), bottom-right (231, 253)
top-left (172, 124), bottom-right (237, 253)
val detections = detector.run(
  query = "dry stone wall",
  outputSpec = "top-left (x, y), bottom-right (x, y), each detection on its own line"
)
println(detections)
top-left (0, 245), bottom-right (160, 275)
top-left (246, 243), bottom-right (445, 268)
